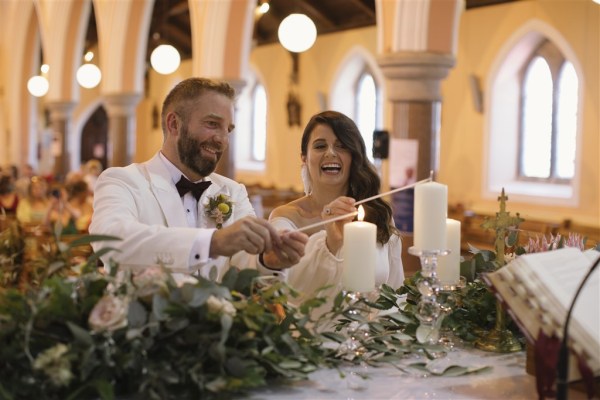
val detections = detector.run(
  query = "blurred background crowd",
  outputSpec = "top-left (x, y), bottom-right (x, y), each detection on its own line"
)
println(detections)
top-left (0, 159), bottom-right (102, 235)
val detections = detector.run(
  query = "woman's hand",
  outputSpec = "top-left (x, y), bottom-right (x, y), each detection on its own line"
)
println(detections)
top-left (321, 196), bottom-right (356, 254)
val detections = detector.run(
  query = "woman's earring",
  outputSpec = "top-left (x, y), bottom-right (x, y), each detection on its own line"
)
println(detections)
top-left (301, 164), bottom-right (312, 196)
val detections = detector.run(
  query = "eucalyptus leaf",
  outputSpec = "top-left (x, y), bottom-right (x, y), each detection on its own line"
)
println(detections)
top-left (66, 321), bottom-right (94, 347)
top-left (128, 300), bottom-right (148, 328)
top-left (152, 293), bottom-right (169, 321)
top-left (279, 360), bottom-right (303, 369)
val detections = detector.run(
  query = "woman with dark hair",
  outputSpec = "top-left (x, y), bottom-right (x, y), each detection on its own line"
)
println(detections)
top-left (0, 174), bottom-right (19, 216)
top-left (261, 111), bottom-right (404, 306)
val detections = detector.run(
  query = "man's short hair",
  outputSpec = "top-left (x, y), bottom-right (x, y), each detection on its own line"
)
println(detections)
top-left (161, 78), bottom-right (235, 134)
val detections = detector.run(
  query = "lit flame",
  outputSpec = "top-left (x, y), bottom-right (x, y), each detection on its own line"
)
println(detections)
top-left (357, 205), bottom-right (365, 221)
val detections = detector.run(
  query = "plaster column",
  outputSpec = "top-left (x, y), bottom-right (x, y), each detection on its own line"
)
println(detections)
top-left (103, 93), bottom-right (142, 167)
top-left (214, 78), bottom-right (246, 179)
top-left (378, 51), bottom-right (455, 180)
top-left (46, 101), bottom-right (76, 180)
top-left (378, 51), bottom-right (455, 276)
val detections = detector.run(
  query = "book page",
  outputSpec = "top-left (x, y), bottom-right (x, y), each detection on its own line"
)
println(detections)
top-left (488, 248), bottom-right (600, 372)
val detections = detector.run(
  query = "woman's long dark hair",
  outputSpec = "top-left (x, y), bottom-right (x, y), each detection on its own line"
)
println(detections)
top-left (301, 111), bottom-right (398, 244)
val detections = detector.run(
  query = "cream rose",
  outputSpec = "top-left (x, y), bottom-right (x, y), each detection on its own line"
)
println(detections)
top-left (88, 295), bottom-right (129, 333)
top-left (206, 295), bottom-right (236, 317)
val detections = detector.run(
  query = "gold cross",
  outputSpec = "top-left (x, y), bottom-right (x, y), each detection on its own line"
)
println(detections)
top-left (481, 188), bottom-right (523, 265)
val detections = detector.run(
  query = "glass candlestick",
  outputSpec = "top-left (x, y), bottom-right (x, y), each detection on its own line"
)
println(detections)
top-left (337, 289), bottom-right (378, 359)
top-left (408, 246), bottom-right (449, 345)
top-left (437, 276), bottom-right (467, 349)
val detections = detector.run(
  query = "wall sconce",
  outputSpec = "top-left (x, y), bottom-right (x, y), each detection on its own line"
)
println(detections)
top-left (77, 51), bottom-right (102, 89)
top-left (278, 13), bottom-right (316, 53)
top-left (27, 64), bottom-right (49, 97)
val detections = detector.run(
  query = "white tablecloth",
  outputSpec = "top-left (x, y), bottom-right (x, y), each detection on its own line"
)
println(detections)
top-left (243, 347), bottom-right (588, 400)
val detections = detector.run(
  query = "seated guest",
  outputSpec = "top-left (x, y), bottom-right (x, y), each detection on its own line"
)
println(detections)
top-left (82, 159), bottom-right (103, 195)
top-left (15, 164), bottom-right (36, 198)
top-left (16, 176), bottom-right (51, 225)
top-left (261, 111), bottom-right (404, 307)
top-left (89, 77), bottom-right (307, 281)
top-left (0, 174), bottom-right (19, 216)
top-left (45, 179), bottom-right (93, 234)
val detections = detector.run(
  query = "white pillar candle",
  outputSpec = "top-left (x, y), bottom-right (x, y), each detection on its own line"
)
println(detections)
top-left (413, 181), bottom-right (448, 251)
top-left (438, 218), bottom-right (461, 284)
top-left (342, 206), bottom-right (376, 292)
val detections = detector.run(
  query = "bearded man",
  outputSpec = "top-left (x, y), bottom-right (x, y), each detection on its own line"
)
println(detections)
top-left (89, 78), bottom-right (307, 282)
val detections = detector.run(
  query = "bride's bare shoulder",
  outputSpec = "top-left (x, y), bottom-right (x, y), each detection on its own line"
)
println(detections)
top-left (269, 197), bottom-right (309, 222)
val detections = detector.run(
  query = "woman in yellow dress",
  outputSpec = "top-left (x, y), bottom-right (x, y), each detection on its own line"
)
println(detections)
top-left (16, 176), bottom-right (51, 226)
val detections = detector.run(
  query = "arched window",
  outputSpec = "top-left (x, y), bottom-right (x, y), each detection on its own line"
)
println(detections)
top-left (519, 41), bottom-right (578, 182)
top-left (251, 84), bottom-right (267, 162)
top-left (486, 26), bottom-right (582, 205)
top-left (234, 68), bottom-right (267, 172)
top-left (355, 71), bottom-right (377, 162)
top-left (330, 48), bottom-right (384, 164)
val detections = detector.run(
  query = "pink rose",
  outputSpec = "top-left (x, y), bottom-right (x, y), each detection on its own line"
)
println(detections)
top-left (133, 266), bottom-right (168, 298)
top-left (88, 295), bottom-right (129, 333)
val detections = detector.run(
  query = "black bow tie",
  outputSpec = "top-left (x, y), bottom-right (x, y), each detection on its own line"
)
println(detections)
top-left (175, 176), bottom-right (212, 201)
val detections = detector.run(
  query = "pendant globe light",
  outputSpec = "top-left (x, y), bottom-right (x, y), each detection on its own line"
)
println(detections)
top-left (150, 43), bottom-right (181, 75)
top-left (278, 12), bottom-right (317, 53)
top-left (149, 1), bottom-right (181, 75)
top-left (77, 51), bottom-right (102, 89)
top-left (27, 64), bottom-right (49, 97)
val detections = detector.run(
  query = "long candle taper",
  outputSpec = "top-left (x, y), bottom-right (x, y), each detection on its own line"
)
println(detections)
top-left (295, 177), bottom-right (431, 233)
top-left (354, 177), bottom-right (431, 206)
top-left (296, 211), bottom-right (358, 232)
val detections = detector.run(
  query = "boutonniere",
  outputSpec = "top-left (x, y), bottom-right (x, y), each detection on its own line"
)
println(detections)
top-left (204, 194), bottom-right (233, 229)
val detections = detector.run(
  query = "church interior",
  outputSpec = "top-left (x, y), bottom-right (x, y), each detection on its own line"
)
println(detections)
top-left (0, 0), bottom-right (598, 266)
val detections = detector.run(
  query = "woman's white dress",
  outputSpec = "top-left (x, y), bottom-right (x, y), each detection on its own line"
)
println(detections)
top-left (270, 217), bottom-right (405, 309)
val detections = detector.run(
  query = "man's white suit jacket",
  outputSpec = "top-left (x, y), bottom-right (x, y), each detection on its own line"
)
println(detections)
top-left (89, 152), bottom-right (258, 281)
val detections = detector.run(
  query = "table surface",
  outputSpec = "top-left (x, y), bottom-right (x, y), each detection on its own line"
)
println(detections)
top-left (242, 346), bottom-right (589, 400)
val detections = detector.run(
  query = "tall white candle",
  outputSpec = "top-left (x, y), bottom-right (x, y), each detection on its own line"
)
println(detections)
top-left (413, 181), bottom-right (448, 251)
top-left (342, 206), bottom-right (376, 292)
top-left (438, 219), bottom-right (461, 284)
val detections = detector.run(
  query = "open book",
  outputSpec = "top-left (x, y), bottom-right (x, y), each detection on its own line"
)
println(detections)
top-left (484, 247), bottom-right (600, 378)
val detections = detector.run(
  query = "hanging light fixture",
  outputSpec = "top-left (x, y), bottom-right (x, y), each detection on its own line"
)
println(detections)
top-left (27, 64), bottom-right (49, 97)
top-left (255, 0), bottom-right (270, 16)
top-left (150, 1), bottom-right (181, 75)
top-left (278, 13), bottom-right (317, 53)
top-left (77, 51), bottom-right (102, 89)
top-left (150, 43), bottom-right (181, 75)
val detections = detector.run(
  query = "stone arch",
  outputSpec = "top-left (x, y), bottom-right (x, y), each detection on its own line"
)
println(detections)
top-left (80, 105), bottom-right (108, 171)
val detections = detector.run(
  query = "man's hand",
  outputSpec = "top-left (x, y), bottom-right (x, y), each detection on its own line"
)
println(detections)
top-left (261, 230), bottom-right (309, 270)
top-left (209, 216), bottom-right (281, 257)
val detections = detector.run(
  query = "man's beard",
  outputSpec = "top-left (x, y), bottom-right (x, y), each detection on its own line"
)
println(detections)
top-left (177, 125), bottom-right (222, 177)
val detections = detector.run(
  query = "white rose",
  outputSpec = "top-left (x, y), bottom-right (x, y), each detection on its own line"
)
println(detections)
top-left (88, 295), bottom-right (129, 333)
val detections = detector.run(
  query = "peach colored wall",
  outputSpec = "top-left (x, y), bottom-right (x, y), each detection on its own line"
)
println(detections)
top-left (440, 0), bottom-right (599, 227)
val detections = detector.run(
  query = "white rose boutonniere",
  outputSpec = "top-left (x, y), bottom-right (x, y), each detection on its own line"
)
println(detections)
top-left (204, 194), bottom-right (233, 229)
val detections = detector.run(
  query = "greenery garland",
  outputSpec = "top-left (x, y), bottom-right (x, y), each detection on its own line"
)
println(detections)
top-left (0, 225), bottom-right (494, 399)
